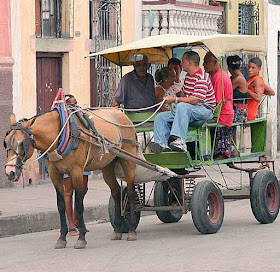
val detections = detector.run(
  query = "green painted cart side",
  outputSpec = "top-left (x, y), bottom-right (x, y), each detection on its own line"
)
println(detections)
top-left (127, 112), bottom-right (267, 170)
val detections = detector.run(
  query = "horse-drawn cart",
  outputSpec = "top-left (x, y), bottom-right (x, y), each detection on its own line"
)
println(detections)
top-left (4, 34), bottom-right (279, 249)
top-left (90, 34), bottom-right (280, 235)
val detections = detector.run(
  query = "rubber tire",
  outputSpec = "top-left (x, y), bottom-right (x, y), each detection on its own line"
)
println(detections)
top-left (250, 170), bottom-right (280, 224)
top-left (108, 186), bottom-right (141, 233)
top-left (191, 180), bottom-right (224, 234)
top-left (154, 178), bottom-right (183, 223)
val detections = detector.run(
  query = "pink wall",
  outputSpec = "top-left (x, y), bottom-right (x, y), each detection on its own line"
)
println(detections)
top-left (0, 0), bottom-right (11, 57)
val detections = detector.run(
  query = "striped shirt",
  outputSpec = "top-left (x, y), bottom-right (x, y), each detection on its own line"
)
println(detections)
top-left (182, 68), bottom-right (216, 111)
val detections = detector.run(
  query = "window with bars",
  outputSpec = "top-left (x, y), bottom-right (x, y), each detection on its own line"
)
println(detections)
top-left (238, 1), bottom-right (259, 36)
top-left (89, 0), bottom-right (122, 107)
top-left (90, 0), bottom-right (121, 47)
top-left (35, 0), bottom-right (74, 38)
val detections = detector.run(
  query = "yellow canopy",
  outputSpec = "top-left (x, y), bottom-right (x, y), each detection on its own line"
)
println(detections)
top-left (88, 34), bottom-right (266, 66)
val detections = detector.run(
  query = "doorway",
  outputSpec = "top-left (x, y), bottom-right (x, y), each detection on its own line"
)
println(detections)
top-left (36, 53), bottom-right (62, 113)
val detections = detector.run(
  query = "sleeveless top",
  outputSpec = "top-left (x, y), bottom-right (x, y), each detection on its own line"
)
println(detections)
top-left (156, 84), bottom-right (176, 112)
top-left (233, 88), bottom-right (248, 106)
top-left (247, 76), bottom-right (264, 121)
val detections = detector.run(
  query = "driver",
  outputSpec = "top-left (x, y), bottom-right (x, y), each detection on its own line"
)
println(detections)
top-left (112, 54), bottom-right (156, 112)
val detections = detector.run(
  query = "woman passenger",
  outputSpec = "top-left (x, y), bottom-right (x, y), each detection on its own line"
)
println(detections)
top-left (155, 67), bottom-right (177, 113)
top-left (226, 55), bottom-right (248, 123)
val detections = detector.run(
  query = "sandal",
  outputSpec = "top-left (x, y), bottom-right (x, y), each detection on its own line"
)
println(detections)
top-left (69, 228), bottom-right (79, 236)
top-left (75, 225), bottom-right (90, 232)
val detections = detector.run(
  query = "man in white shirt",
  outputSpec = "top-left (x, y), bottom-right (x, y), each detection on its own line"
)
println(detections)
top-left (168, 58), bottom-right (184, 94)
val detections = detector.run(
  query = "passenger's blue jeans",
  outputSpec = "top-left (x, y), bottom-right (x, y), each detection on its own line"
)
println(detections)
top-left (154, 102), bottom-right (213, 145)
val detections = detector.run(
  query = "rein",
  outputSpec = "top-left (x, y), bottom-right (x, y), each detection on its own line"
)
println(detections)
top-left (7, 101), bottom-right (165, 169)
top-left (85, 99), bottom-right (166, 128)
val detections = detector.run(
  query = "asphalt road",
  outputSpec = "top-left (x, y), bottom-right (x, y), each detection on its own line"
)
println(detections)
top-left (1, 199), bottom-right (280, 272)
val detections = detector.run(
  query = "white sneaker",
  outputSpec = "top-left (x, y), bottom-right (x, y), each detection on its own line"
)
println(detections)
top-left (149, 142), bottom-right (172, 154)
top-left (169, 138), bottom-right (187, 153)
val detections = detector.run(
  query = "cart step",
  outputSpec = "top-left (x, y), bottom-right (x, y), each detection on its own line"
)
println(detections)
top-left (184, 178), bottom-right (196, 210)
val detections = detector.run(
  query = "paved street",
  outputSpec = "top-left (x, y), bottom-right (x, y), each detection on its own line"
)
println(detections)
top-left (1, 199), bottom-right (280, 272)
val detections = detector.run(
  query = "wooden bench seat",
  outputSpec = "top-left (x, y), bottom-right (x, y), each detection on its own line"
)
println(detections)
top-left (205, 117), bottom-right (267, 128)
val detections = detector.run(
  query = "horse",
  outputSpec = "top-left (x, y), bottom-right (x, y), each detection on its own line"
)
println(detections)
top-left (4, 107), bottom-right (138, 249)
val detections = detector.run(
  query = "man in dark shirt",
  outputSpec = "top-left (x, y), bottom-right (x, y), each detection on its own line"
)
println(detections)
top-left (112, 54), bottom-right (156, 112)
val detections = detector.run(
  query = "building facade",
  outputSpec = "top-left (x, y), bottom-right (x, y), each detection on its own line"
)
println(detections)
top-left (2, 0), bottom-right (277, 187)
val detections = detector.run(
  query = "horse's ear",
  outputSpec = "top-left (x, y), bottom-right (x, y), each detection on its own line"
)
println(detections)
top-left (10, 113), bottom-right (16, 125)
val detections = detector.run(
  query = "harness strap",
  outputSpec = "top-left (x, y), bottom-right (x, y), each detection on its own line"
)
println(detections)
top-left (121, 138), bottom-right (140, 147)
top-left (83, 112), bottom-right (99, 136)
top-left (75, 110), bottom-right (89, 129)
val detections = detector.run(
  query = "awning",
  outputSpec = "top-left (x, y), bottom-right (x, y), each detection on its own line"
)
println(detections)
top-left (88, 34), bottom-right (266, 66)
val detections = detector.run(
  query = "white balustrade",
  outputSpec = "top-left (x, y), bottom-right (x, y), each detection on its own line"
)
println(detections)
top-left (142, 2), bottom-right (223, 37)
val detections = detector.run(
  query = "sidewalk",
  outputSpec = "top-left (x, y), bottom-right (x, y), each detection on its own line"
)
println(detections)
top-left (0, 160), bottom-right (279, 238)
top-left (0, 174), bottom-right (111, 238)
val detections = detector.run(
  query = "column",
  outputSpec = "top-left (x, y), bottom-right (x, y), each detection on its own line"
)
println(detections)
top-left (0, 0), bottom-right (14, 187)
top-left (151, 10), bottom-right (160, 36)
top-left (160, 10), bottom-right (168, 34)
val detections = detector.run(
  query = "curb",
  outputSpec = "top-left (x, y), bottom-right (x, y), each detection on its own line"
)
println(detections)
top-left (0, 205), bottom-right (109, 238)
top-left (0, 187), bottom-right (249, 238)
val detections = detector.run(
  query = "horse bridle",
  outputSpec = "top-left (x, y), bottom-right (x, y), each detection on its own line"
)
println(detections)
top-left (4, 121), bottom-right (36, 171)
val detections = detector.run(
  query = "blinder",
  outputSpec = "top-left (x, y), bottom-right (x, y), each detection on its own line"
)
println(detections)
top-left (4, 122), bottom-right (36, 170)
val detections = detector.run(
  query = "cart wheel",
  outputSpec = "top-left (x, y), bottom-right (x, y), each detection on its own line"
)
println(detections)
top-left (108, 186), bottom-right (141, 233)
top-left (191, 180), bottom-right (224, 234)
top-left (250, 170), bottom-right (280, 224)
top-left (154, 178), bottom-right (183, 223)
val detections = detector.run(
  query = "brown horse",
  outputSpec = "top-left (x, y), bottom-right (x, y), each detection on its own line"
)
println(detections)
top-left (4, 108), bottom-right (138, 249)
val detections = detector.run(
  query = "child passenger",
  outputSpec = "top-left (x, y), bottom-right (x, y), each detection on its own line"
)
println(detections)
top-left (247, 57), bottom-right (275, 120)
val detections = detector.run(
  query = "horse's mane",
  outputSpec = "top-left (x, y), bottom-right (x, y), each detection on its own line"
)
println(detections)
top-left (17, 109), bottom-right (56, 124)
top-left (4, 110), bottom-right (58, 134)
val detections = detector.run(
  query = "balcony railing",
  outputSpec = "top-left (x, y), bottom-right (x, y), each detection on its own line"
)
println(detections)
top-left (142, 1), bottom-right (224, 37)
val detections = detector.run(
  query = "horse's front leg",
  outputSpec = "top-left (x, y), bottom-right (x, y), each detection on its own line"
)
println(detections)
top-left (72, 171), bottom-right (88, 249)
top-left (120, 160), bottom-right (137, 241)
top-left (50, 171), bottom-right (68, 249)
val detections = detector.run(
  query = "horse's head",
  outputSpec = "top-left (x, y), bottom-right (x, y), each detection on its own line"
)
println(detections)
top-left (4, 114), bottom-right (36, 182)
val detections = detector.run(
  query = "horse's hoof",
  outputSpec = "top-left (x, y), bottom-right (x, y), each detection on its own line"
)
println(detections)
top-left (111, 231), bottom-right (122, 240)
top-left (127, 231), bottom-right (137, 241)
top-left (74, 239), bottom-right (87, 249)
top-left (54, 239), bottom-right (67, 249)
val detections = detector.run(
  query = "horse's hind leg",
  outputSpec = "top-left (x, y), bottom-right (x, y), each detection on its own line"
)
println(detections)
top-left (102, 163), bottom-right (122, 240)
top-left (120, 159), bottom-right (137, 241)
